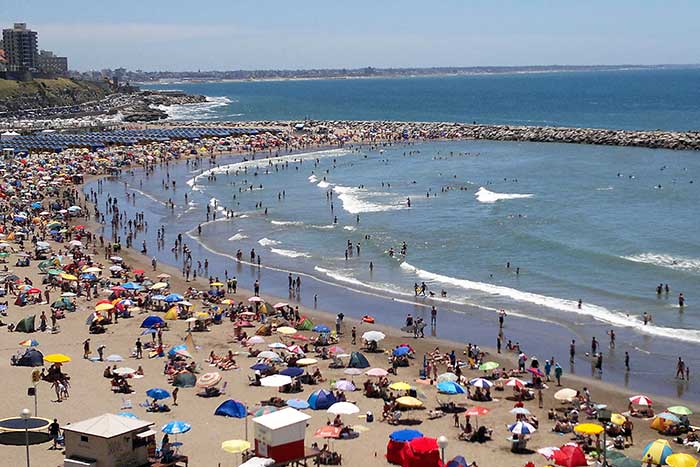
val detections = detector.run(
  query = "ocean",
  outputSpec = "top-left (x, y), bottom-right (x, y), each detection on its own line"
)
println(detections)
top-left (93, 69), bottom-right (700, 400)
top-left (144, 67), bottom-right (700, 131)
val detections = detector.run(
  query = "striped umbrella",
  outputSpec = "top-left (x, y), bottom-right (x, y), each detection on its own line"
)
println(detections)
top-left (196, 372), bottom-right (222, 388)
top-left (629, 395), bottom-right (653, 406)
top-left (468, 378), bottom-right (493, 389)
top-left (508, 421), bottom-right (536, 435)
top-left (251, 406), bottom-right (278, 417)
top-left (18, 339), bottom-right (39, 347)
top-left (161, 421), bottom-right (191, 435)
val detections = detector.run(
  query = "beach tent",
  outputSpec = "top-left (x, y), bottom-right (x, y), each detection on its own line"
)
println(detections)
top-left (446, 456), bottom-right (469, 467)
top-left (387, 430), bottom-right (423, 465)
top-left (307, 389), bottom-right (336, 410)
top-left (256, 323), bottom-right (272, 336)
top-left (400, 437), bottom-right (441, 467)
top-left (172, 372), bottom-right (196, 388)
top-left (347, 352), bottom-right (370, 369)
top-left (15, 315), bottom-right (35, 333)
top-left (215, 400), bottom-right (247, 418)
top-left (296, 317), bottom-right (314, 331)
top-left (164, 308), bottom-right (178, 320)
top-left (141, 315), bottom-right (165, 328)
top-left (12, 348), bottom-right (43, 367)
top-left (553, 444), bottom-right (587, 467)
top-left (641, 439), bottom-right (672, 465)
top-left (650, 415), bottom-right (676, 432)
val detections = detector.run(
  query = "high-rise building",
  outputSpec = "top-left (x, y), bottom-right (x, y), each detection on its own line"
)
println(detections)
top-left (38, 49), bottom-right (68, 75)
top-left (2, 23), bottom-right (38, 72)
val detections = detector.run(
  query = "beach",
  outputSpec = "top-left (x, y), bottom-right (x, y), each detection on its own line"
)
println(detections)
top-left (0, 128), bottom-right (698, 467)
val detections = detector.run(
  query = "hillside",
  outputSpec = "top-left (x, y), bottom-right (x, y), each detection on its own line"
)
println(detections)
top-left (0, 78), bottom-right (112, 113)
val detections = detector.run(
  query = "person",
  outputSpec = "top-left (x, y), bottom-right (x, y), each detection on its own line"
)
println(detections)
top-left (172, 387), bottom-right (179, 406)
top-left (498, 309), bottom-right (506, 328)
top-left (351, 326), bottom-right (357, 345)
top-left (569, 339), bottom-right (575, 363)
top-left (97, 344), bottom-right (105, 361)
top-left (544, 359), bottom-right (552, 381)
top-left (622, 418), bottom-right (634, 445)
top-left (83, 338), bottom-right (91, 359)
top-left (624, 351), bottom-right (630, 372)
top-left (554, 363), bottom-right (563, 386)
top-left (608, 329), bottom-right (615, 349)
top-left (591, 337), bottom-right (598, 355)
top-left (430, 306), bottom-right (437, 326)
top-left (595, 353), bottom-right (603, 374)
top-left (49, 418), bottom-right (61, 449)
top-left (135, 338), bottom-right (143, 359)
top-left (678, 293), bottom-right (685, 308)
top-left (676, 357), bottom-right (686, 380)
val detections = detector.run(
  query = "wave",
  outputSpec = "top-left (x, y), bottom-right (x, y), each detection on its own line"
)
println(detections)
top-left (317, 181), bottom-right (331, 188)
top-left (308, 175), bottom-right (319, 183)
top-left (475, 187), bottom-right (533, 204)
top-left (157, 96), bottom-right (233, 121)
top-left (343, 226), bottom-right (357, 231)
top-left (312, 224), bottom-right (335, 230)
top-left (399, 261), bottom-right (700, 343)
top-left (271, 220), bottom-right (304, 226)
top-left (621, 252), bottom-right (700, 273)
top-left (228, 233), bottom-right (248, 241)
top-left (270, 248), bottom-right (312, 258)
top-left (258, 238), bottom-right (280, 246)
top-left (333, 185), bottom-right (408, 214)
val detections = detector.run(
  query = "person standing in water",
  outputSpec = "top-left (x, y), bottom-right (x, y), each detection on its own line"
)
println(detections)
top-left (678, 293), bottom-right (685, 308)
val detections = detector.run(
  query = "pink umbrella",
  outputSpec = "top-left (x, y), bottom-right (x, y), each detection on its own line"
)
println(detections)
top-left (328, 345), bottom-right (345, 355)
top-left (287, 344), bottom-right (304, 355)
top-left (273, 302), bottom-right (288, 309)
top-left (365, 368), bottom-right (388, 377)
top-left (246, 336), bottom-right (265, 345)
top-left (248, 296), bottom-right (263, 303)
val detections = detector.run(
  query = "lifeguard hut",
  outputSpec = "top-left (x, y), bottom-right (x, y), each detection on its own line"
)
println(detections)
top-left (252, 408), bottom-right (312, 464)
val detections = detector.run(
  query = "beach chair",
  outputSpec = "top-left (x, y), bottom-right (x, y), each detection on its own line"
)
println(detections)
top-left (120, 397), bottom-right (133, 409)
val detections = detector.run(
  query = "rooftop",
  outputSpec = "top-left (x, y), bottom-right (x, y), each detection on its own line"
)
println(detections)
top-left (253, 408), bottom-right (310, 430)
top-left (62, 413), bottom-right (154, 439)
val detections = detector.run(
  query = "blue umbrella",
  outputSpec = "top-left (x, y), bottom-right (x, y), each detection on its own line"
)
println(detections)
top-left (168, 344), bottom-right (187, 357)
top-left (287, 399), bottom-right (310, 410)
top-left (146, 388), bottom-right (171, 400)
top-left (140, 315), bottom-right (165, 328)
top-left (389, 429), bottom-right (423, 442)
top-left (80, 273), bottom-right (97, 280)
top-left (446, 456), bottom-right (469, 467)
top-left (122, 282), bottom-right (141, 290)
top-left (250, 363), bottom-right (271, 372)
top-left (164, 293), bottom-right (183, 303)
top-left (393, 347), bottom-right (411, 357)
top-left (280, 367), bottom-right (304, 377)
top-left (161, 421), bottom-right (191, 434)
top-left (437, 381), bottom-right (465, 395)
top-left (214, 400), bottom-right (247, 418)
top-left (151, 294), bottom-right (167, 301)
top-left (117, 412), bottom-right (139, 419)
top-left (312, 324), bottom-right (330, 333)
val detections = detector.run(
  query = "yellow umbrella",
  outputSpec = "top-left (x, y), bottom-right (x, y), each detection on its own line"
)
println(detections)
top-left (60, 273), bottom-right (78, 281)
top-left (150, 282), bottom-right (168, 290)
top-left (82, 267), bottom-right (101, 273)
top-left (389, 382), bottom-right (412, 391)
top-left (210, 282), bottom-right (224, 287)
top-left (666, 453), bottom-right (699, 467)
top-left (610, 413), bottom-right (627, 426)
top-left (196, 312), bottom-right (211, 320)
top-left (221, 439), bottom-right (250, 453)
top-left (277, 326), bottom-right (297, 335)
top-left (296, 358), bottom-right (318, 366)
top-left (396, 396), bottom-right (423, 408)
top-left (221, 299), bottom-right (234, 305)
top-left (164, 308), bottom-right (178, 320)
top-left (95, 303), bottom-right (114, 311)
top-left (574, 423), bottom-right (604, 435)
top-left (44, 353), bottom-right (71, 364)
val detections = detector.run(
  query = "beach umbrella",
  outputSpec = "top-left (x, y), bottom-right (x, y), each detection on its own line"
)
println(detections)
top-left (286, 344), bottom-right (305, 355)
top-left (117, 412), bottom-right (139, 419)
top-left (215, 400), bottom-right (247, 418)
top-left (365, 368), bottom-right (389, 377)
top-left (18, 339), bottom-right (39, 347)
top-left (629, 395), bottom-right (652, 406)
top-left (164, 293), bottom-right (183, 303)
top-left (668, 406), bottom-right (693, 416)
top-left (105, 354), bottom-right (123, 362)
top-left (334, 380), bottom-right (356, 392)
top-left (527, 367), bottom-right (544, 377)
top-left (146, 388), bottom-right (171, 400)
top-left (296, 358), bottom-right (318, 366)
top-left (468, 377), bottom-right (493, 388)
top-left (554, 388), bottom-right (578, 402)
top-left (247, 296), bottom-right (263, 303)
top-left (196, 372), bottom-right (222, 388)
top-left (505, 378), bottom-right (527, 389)
top-left (267, 342), bottom-right (287, 349)
top-left (656, 412), bottom-right (682, 424)
top-left (260, 375), bottom-right (292, 388)
top-left (574, 423), bottom-right (604, 436)
top-left (280, 367), bottom-right (304, 378)
top-left (344, 368), bottom-right (363, 376)
top-left (389, 382), bottom-right (412, 391)
top-left (437, 381), bottom-right (465, 395)
top-left (257, 351), bottom-right (283, 362)
top-left (362, 330), bottom-right (385, 342)
top-left (141, 315), bottom-right (165, 328)
top-left (314, 426), bottom-right (341, 439)
top-left (121, 282), bottom-right (141, 290)
top-left (509, 421), bottom-right (536, 435)
top-left (389, 429), bottom-right (423, 442)
top-left (396, 396), bottom-right (423, 408)
top-left (221, 439), bottom-right (250, 454)
top-left (666, 453), bottom-right (699, 467)
top-left (328, 345), bottom-right (345, 354)
top-left (538, 447), bottom-right (561, 460)
top-left (44, 353), bottom-right (71, 364)
top-left (312, 324), bottom-right (330, 333)
top-left (392, 346), bottom-right (411, 357)
top-left (465, 406), bottom-right (490, 417)
top-left (478, 361), bottom-right (499, 371)
top-left (246, 336), bottom-right (266, 345)
top-left (641, 439), bottom-right (672, 465)
top-left (553, 444), bottom-right (588, 467)
top-left (327, 402), bottom-right (359, 415)
top-left (162, 421), bottom-right (191, 435)
top-left (510, 407), bottom-right (531, 415)
top-left (113, 367), bottom-right (136, 376)
top-left (251, 406), bottom-right (278, 417)
top-left (273, 302), bottom-right (288, 309)
top-left (610, 413), bottom-right (627, 426)
top-left (250, 363), bottom-right (272, 372)
top-left (437, 372), bottom-right (458, 383)
top-left (150, 282), bottom-right (168, 290)
top-left (276, 326), bottom-right (296, 335)
top-left (287, 399), bottom-right (310, 410)
top-left (95, 302), bottom-right (114, 311)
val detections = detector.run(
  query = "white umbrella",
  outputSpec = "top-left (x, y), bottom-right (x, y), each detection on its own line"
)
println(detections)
top-left (258, 351), bottom-right (282, 360)
top-left (327, 402), bottom-right (359, 415)
top-left (113, 367), bottom-right (136, 376)
top-left (554, 388), bottom-right (578, 402)
top-left (437, 372), bottom-right (458, 383)
top-left (362, 331), bottom-right (386, 342)
top-left (260, 375), bottom-right (292, 388)
top-left (469, 378), bottom-right (493, 388)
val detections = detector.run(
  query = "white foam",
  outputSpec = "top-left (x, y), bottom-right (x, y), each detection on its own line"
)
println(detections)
top-left (271, 220), bottom-right (304, 226)
top-left (333, 185), bottom-right (407, 214)
top-left (308, 175), bottom-right (319, 183)
top-left (311, 224), bottom-right (335, 230)
top-left (343, 226), bottom-right (357, 231)
top-left (157, 96), bottom-right (234, 121)
top-left (399, 261), bottom-right (700, 343)
top-left (258, 238), bottom-right (280, 246)
top-left (270, 248), bottom-right (312, 258)
top-left (228, 233), bottom-right (248, 241)
top-left (317, 181), bottom-right (330, 188)
top-left (622, 252), bottom-right (700, 273)
top-left (475, 187), bottom-right (533, 203)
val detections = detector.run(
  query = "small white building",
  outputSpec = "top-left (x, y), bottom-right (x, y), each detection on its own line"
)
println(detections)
top-left (253, 408), bottom-right (310, 463)
top-left (63, 413), bottom-right (156, 467)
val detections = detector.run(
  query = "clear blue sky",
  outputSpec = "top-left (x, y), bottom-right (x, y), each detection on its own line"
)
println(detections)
top-left (2, 0), bottom-right (699, 71)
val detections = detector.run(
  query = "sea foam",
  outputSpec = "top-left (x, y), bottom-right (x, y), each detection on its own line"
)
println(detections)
top-left (475, 187), bottom-right (533, 203)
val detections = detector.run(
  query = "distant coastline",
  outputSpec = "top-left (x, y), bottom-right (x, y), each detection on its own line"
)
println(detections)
top-left (129, 63), bottom-right (699, 85)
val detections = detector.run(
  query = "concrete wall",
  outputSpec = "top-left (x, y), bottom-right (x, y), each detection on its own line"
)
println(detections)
top-left (64, 431), bottom-right (149, 467)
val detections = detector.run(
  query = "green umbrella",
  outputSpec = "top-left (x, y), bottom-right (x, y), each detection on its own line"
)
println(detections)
top-left (47, 269), bottom-right (62, 275)
top-left (479, 361), bottom-right (500, 371)
top-left (667, 406), bottom-right (693, 416)
top-left (0, 252), bottom-right (8, 258)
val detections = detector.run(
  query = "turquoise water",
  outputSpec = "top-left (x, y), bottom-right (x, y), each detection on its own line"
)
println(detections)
top-left (145, 68), bottom-right (700, 131)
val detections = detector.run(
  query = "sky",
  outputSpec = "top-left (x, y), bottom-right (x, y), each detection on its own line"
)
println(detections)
top-left (2, 0), bottom-right (699, 71)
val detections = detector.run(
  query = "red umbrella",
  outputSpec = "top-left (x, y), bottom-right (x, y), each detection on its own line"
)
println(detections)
top-left (527, 367), bottom-right (544, 377)
top-left (133, 269), bottom-right (145, 275)
top-left (553, 444), bottom-right (587, 467)
top-left (465, 406), bottom-right (490, 417)
top-left (27, 288), bottom-right (42, 294)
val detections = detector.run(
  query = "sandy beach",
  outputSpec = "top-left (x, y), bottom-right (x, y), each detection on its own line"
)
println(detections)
top-left (0, 131), bottom-right (698, 467)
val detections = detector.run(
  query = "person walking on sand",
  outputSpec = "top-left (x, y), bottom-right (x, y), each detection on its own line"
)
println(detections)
top-left (351, 326), bottom-right (356, 345)
top-left (97, 344), bottom-right (105, 361)
top-left (625, 351), bottom-right (630, 372)
top-left (83, 339), bottom-right (91, 359)
top-left (135, 338), bottom-right (143, 359)
top-left (430, 306), bottom-right (437, 326)
top-left (173, 387), bottom-right (179, 406)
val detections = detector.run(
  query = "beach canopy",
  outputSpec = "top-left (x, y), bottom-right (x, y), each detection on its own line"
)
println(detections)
top-left (347, 351), bottom-right (370, 369)
top-left (173, 372), bottom-right (196, 388)
top-left (15, 315), bottom-right (35, 333)
top-left (141, 315), bottom-right (165, 328)
top-left (666, 453), bottom-right (699, 467)
top-left (641, 439), bottom-right (672, 465)
top-left (308, 389), bottom-right (337, 410)
top-left (215, 400), bottom-right (247, 419)
top-left (437, 381), bottom-right (465, 395)
top-left (12, 348), bottom-right (43, 367)
top-left (400, 437), bottom-right (440, 467)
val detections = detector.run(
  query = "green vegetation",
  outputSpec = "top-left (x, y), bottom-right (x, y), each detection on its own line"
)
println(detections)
top-left (0, 77), bottom-right (111, 112)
